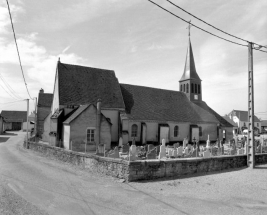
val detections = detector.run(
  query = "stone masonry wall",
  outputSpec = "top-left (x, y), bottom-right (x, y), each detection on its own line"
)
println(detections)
top-left (24, 141), bottom-right (267, 182)
top-left (25, 141), bottom-right (129, 181)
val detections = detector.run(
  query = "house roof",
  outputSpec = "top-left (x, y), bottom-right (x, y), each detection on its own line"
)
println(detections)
top-left (1, 111), bottom-right (27, 122)
top-left (180, 38), bottom-right (201, 82)
top-left (38, 93), bottom-right (53, 107)
top-left (261, 120), bottom-right (267, 127)
top-left (57, 62), bottom-right (125, 109)
top-left (222, 116), bottom-right (238, 127)
top-left (120, 84), bottom-right (232, 127)
top-left (63, 104), bottom-right (112, 125)
top-left (231, 110), bottom-right (260, 122)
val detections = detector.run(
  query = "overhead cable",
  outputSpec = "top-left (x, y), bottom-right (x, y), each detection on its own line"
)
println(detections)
top-left (6, 0), bottom-right (33, 100)
top-left (166, 0), bottom-right (267, 49)
top-left (148, 0), bottom-right (247, 47)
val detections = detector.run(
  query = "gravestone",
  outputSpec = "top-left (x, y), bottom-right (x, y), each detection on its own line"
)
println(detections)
top-left (206, 135), bottom-right (211, 149)
top-left (168, 148), bottom-right (174, 157)
top-left (191, 148), bottom-right (197, 158)
top-left (237, 148), bottom-right (244, 155)
top-left (203, 150), bottom-right (211, 158)
top-left (184, 148), bottom-right (189, 155)
top-left (122, 143), bottom-right (130, 153)
top-left (159, 139), bottom-right (166, 159)
top-left (146, 147), bottom-right (157, 159)
top-left (119, 137), bottom-right (123, 148)
top-left (173, 143), bottom-right (179, 149)
top-left (230, 149), bottom-right (236, 155)
top-left (217, 147), bottom-right (222, 156)
top-left (129, 144), bottom-right (137, 161)
top-left (108, 147), bottom-right (119, 158)
top-left (172, 148), bottom-right (178, 158)
top-left (177, 147), bottom-right (183, 156)
top-left (221, 146), bottom-right (224, 155)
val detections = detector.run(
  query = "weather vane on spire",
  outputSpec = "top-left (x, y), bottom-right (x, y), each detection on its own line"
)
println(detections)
top-left (186, 20), bottom-right (192, 37)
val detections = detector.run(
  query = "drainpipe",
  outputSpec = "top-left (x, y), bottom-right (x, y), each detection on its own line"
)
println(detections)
top-left (96, 99), bottom-right (102, 154)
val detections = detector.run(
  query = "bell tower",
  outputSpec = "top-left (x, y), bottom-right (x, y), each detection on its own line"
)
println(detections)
top-left (179, 23), bottom-right (202, 101)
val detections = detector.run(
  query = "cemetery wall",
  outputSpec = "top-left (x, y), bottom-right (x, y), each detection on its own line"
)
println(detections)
top-left (128, 155), bottom-right (248, 181)
top-left (24, 141), bottom-right (267, 182)
top-left (25, 141), bottom-right (130, 181)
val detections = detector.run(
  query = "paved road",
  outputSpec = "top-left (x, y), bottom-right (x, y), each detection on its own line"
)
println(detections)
top-left (0, 132), bottom-right (267, 215)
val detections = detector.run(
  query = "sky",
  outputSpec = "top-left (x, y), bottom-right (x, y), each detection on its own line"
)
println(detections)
top-left (0, 0), bottom-right (266, 119)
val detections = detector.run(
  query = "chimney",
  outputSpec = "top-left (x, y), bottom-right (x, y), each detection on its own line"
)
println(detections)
top-left (39, 88), bottom-right (44, 94)
top-left (96, 99), bottom-right (102, 153)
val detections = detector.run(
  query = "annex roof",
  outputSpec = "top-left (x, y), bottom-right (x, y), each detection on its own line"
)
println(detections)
top-left (232, 110), bottom-right (260, 122)
top-left (261, 120), bottom-right (267, 127)
top-left (1, 111), bottom-right (27, 122)
top-left (63, 104), bottom-right (112, 125)
top-left (57, 62), bottom-right (125, 109)
top-left (120, 84), bottom-right (232, 127)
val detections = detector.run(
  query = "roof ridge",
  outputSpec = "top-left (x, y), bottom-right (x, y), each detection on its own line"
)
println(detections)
top-left (60, 62), bottom-right (115, 73)
top-left (120, 83), bottom-right (182, 94)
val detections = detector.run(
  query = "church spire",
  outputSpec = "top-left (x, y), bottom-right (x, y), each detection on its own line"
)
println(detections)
top-left (179, 26), bottom-right (202, 101)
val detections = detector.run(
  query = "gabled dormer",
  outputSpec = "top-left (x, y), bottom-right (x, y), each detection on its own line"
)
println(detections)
top-left (179, 38), bottom-right (202, 101)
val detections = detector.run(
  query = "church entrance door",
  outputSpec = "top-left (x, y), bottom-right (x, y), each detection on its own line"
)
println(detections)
top-left (191, 127), bottom-right (199, 141)
top-left (159, 126), bottom-right (169, 143)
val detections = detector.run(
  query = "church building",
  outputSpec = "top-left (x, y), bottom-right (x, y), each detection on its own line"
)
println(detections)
top-left (43, 37), bottom-right (233, 151)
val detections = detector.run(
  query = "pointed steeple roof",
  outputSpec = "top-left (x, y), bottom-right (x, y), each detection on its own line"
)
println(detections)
top-left (180, 38), bottom-right (201, 82)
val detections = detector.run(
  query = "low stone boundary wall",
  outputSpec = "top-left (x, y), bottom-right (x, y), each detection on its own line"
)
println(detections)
top-left (24, 142), bottom-right (267, 182)
top-left (25, 141), bottom-right (130, 181)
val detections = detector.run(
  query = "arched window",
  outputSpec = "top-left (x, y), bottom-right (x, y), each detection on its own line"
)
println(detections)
top-left (198, 84), bottom-right (201, 94)
top-left (183, 84), bottom-right (185, 92)
top-left (131, 124), bottom-right (138, 137)
top-left (195, 84), bottom-right (197, 94)
top-left (191, 83), bottom-right (194, 93)
top-left (186, 83), bottom-right (189, 93)
top-left (180, 84), bottom-right (182, 91)
top-left (199, 126), bottom-right (202, 136)
top-left (174, 126), bottom-right (179, 137)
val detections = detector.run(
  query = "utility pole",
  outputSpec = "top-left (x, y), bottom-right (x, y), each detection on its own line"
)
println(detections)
top-left (34, 97), bottom-right (37, 142)
top-left (247, 42), bottom-right (255, 168)
top-left (26, 99), bottom-right (29, 148)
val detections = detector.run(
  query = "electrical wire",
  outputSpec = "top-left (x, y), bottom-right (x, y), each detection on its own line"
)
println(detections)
top-left (0, 99), bottom-right (25, 105)
top-left (5, 0), bottom-right (33, 100)
top-left (148, 0), bottom-right (248, 47)
top-left (0, 83), bottom-right (21, 101)
top-left (0, 73), bottom-right (23, 100)
top-left (166, 0), bottom-right (267, 49)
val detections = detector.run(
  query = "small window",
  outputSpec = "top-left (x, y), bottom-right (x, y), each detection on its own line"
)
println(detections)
top-left (199, 126), bottom-right (202, 136)
top-left (131, 124), bottom-right (138, 137)
top-left (183, 84), bottom-right (185, 92)
top-left (174, 126), bottom-right (179, 137)
top-left (257, 123), bottom-right (259, 127)
top-left (180, 84), bottom-right (182, 91)
top-left (186, 83), bottom-right (189, 93)
top-left (198, 84), bottom-right (201, 94)
top-left (87, 129), bottom-right (95, 143)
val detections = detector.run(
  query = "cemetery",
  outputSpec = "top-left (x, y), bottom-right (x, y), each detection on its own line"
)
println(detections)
top-left (25, 134), bottom-right (267, 181)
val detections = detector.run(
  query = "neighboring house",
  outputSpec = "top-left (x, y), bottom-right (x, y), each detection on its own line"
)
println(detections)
top-left (22, 111), bottom-right (35, 131)
top-left (36, 89), bottom-right (53, 137)
top-left (0, 115), bottom-right (4, 134)
top-left (261, 120), bottom-right (267, 133)
top-left (45, 37), bottom-right (233, 150)
top-left (228, 110), bottom-right (261, 134)
top-left (1, 111), bottom-right (27, 131)
top-left (222, 115), bottom-right (238, 135)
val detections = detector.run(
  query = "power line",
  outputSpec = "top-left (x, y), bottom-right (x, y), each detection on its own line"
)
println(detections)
top-left (166, 0), bottom-right (267, 50)
top-left (0, 99), bottom-right (25, 105)
top-left (254, 48), bottom-right (267, 53)
top-left (0, 73), bottom-right (23, 100)
top-left (6, 0), bottom-right (33, 100)
top-left (0, 83), bottom-right (21, 100)
top-left (148, 0), bottom-right (247, 47)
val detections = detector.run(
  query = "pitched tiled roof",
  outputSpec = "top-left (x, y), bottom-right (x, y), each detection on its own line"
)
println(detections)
top-left (222, 116), bottom-right (238, 127)
top-left (63, 104), bottom-right (112, 125)
top-left (231, 110), bottom-right (260, 122)
top-left (1, 111), bottom-right (27, 122)
top-left (57, 62), bottom-right (125, 109)
top-left (261, 120), bottom-right (267, 127)
top-left (38, 93), bottom-right (53, 107)
top-left (120, 84), bottom-right (232, 126)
